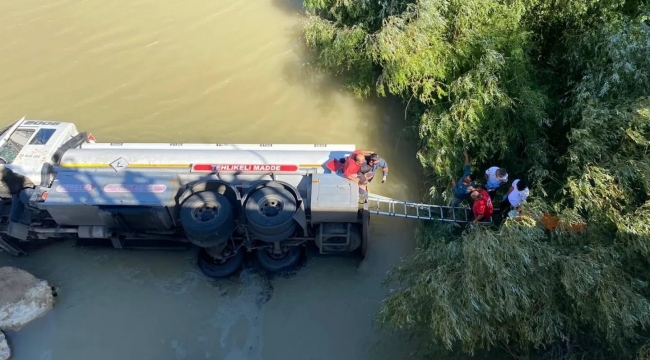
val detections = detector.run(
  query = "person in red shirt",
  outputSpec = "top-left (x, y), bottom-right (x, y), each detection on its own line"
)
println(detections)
top-left (470, 188), bottom-right (493, 223)
top-left (342, 149), bottom-right (375, 184)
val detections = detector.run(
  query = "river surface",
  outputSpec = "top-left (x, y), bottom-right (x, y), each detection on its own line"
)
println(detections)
top-left (0, 0), bottom-right (423, 359)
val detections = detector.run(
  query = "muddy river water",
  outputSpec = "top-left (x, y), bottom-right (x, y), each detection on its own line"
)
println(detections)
top-left (0, 0), bottom-right (424, 359)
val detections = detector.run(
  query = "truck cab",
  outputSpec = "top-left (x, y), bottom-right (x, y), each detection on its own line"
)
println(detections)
top-left (0, 118), bottom-right (84, 189)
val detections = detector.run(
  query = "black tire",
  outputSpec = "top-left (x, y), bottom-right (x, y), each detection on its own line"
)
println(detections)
top-left (253, 222), bottom-right (297, 243)
top-left (245, 186), bottom-right (297, 239)
top-left (197, 248), bottom-right (244, 278)
top-left (180, 192), bottom-right (235, 248)
top-left (255, 246), bottom-right (302, 273)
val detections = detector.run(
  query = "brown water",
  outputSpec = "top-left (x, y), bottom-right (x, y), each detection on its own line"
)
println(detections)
top-left (0, 0), bottom-right (423, 359)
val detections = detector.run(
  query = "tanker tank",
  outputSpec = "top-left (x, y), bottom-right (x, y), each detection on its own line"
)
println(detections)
top-left (0, 118), bottom-right (371, 277)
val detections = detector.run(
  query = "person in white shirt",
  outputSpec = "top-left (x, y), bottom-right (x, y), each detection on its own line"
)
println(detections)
top-left (484, 166), bottom-right (508, 200)
top-left (500, 179), bottom-right (529, 216)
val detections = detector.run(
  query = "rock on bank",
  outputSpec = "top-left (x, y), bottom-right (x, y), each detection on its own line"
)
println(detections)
top-left (0, 331), bottom-right (9, 360)
top-left (0, 266), bottom-right (55, 332)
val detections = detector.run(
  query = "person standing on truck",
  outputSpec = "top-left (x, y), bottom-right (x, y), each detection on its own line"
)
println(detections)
top-left (470, 188), bottom-right (493, 224)
top-left (342, 149), bottom-right (375, 185)
top-left (484, 166), bottom-right (508, 200)
top-left (450, 151), bottom-right (476, 207)
top-left (365, 153), bottom-right (389, 183)
top-left (500, 179), bottom-right (529, 217)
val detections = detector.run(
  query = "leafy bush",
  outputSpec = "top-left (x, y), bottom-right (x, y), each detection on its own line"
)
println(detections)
top-left (303, 0), bottom-right (650, 358)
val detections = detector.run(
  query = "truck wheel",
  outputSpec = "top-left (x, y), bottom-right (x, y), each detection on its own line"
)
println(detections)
top-left (252, 223), bottom-right (297, 243)
top-left (197, 247), bottom-right (244, 278)
top-left (255, 245), bottom-right (301, 273)
top-left (245, 186), bottom-right (297, 241)
top-left (181, 192), bottom-right (235, 248)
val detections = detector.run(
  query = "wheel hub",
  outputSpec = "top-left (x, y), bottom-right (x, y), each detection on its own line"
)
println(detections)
top-left (259, 198), bottom-right (284, 217)
top-left (194, 206), bottom-right (217, 222)
top-left (266, 246), bottom-right (290, 260)
top-left (205, 246), bottom-right (233, 264)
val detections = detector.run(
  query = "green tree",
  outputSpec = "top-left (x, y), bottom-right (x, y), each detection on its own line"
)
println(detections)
top-left (304, 0), bottom-right (650, 358)
top-left (304, 0), bottom-right (550, 186)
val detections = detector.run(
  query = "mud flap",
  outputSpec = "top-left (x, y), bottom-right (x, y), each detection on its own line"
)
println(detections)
top-left (7, 222), bottom-right (29, 241)
top-left (7, 194), bottom-right (31, 241)
top-left (360, 203), bottom-right (369, 258)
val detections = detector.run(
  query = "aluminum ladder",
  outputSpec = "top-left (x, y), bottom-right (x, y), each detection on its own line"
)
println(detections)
top-left (365, 193), bottom-right (493, 224)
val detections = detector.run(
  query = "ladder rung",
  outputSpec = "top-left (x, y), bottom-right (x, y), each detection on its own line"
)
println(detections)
top-left (365, 195), bottom-right (493, 224)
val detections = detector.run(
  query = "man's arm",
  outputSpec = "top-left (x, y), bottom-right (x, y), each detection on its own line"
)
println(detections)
top-left (473, 214), bottom-right (485, 223)
top-left (342, 161), bottom-right (360, 183)
top-left (380, 160), bottom-right (388, 174)
top-left (503, 185), bottom-right (514, 201)
top-left (376, 158), bottom-right (388, 183)
top-left (345, 173), bottom-right (360, 183)
top-left (464, 151), bottom-right (470, 166)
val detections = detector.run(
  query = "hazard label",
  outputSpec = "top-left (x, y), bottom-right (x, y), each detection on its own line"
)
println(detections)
top-left (192, 164), bottom-right (299, 172)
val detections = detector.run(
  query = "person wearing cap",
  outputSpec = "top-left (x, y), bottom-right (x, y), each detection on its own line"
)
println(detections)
top-left (484, 166), bottom-right (508, 200)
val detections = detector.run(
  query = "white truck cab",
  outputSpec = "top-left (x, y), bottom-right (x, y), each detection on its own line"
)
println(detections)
top-left (0, 118), bottom-right (85, 186)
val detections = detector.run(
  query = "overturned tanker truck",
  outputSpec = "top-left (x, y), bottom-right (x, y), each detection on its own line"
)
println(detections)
top-left (0, 118), bottom-right (375, 277)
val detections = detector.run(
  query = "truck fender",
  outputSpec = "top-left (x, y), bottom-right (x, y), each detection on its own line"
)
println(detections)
top-left (241, 181), bottom-right (308, 237)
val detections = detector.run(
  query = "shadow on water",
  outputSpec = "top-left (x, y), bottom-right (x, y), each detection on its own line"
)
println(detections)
top-left (270, 0), bottom-right (305, 15)
top-left (280, 32), bottom-right (352, 116)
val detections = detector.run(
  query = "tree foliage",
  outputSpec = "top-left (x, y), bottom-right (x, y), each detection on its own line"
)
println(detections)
top-left (303, 0), bottom-right (650, 359)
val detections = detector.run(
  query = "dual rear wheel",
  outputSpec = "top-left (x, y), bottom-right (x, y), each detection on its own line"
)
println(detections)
top-left (245, 185), bottom-right (298, 242)
top-left (197, 245), bottom-right (303, 278)
top-left (183, 186), bottom-right (303, 278)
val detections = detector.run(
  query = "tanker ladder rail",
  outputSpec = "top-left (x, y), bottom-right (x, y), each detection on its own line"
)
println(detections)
top-left (365, 194), bottom-right (494, 224)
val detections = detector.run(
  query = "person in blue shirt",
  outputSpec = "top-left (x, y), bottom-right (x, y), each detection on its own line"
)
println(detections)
top-left (450, 151), bottom-right (477, 207)
top-left (364, 154), bottom-right (389, 183)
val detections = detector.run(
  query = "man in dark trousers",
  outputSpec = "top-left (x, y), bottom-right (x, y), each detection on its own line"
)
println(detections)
top-left (500, 178), bottom-right (530, 217)
top-left (450, 150), bottom-right (476, 207)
